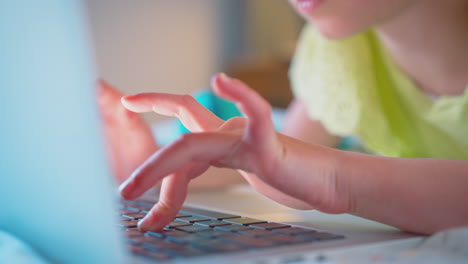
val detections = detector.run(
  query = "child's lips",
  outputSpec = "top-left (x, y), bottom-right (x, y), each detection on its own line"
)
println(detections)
top-left (291, 0), bottom-right (323, 14)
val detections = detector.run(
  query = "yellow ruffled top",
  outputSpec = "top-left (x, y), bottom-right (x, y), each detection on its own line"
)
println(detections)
top-left (289, 24), bottom-right (468, 159)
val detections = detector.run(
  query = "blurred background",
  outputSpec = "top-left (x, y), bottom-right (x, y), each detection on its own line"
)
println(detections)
top-left (85, 0), bottom-right (304, 124)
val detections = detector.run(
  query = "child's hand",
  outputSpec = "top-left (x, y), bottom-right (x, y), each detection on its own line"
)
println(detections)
top-left (119, 73), bottom-right (351, 232)
top-left (97, 80), bottom-right (158, 184)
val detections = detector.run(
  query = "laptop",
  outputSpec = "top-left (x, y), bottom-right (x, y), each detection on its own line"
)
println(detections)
top-left (0, 1), bottom-right (419, 263)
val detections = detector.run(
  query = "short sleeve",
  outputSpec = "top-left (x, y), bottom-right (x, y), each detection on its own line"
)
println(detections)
top-left (289, 24), bottom-right (376, 136)
top-left (289, 25), bottom-right (468, 159)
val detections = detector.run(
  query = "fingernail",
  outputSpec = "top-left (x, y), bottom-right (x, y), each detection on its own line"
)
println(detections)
top-left (121, 94), bottom-right (141, 104)
top-left (120, 96), bottom-right (136, 110)
top-left (120, 96), bottom-right (129, 105)
top-left (219, 72), bottom-right (231, 81)
top-left (138, 217), bottom-right (150, 231)
top-left (118, 179), bottom-right (133, 199)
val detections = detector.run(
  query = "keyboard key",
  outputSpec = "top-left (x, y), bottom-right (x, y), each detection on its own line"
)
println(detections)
top-left (146, 229), bottom-right (187, 239)
top-left (118, 220), bottom-right (139, 228)
top-left (195, 229), bottom-right (235, 239)
top-left (123, 228), bottom-right (145, 238)
top-left (192, 240), bottom-right (246, 253)
top-left (223, 217), bottom-right (267, 225)
top-left (121, 213), bottom-right (146, 220)
top-left (143, 240), bottom-right (186, 251)
top-left (175, 225), bottom-right (212, 233)
top-left (167, 246), bottom-right (207, 258)
top-left (214, 225), bottom-right (252, 232)
top-left (250, 222), bottom-right (290, 230)
top-left (175, 212), bottom-right (192, 218)
top-left (119, 216), bottom-right (131, 221)
top-left (177, 216), bottom-right (211, 223)
top-left (194, 220), bottom-right (231, 227)
top-left (236, 229), bottom-right (275, 237)
top-left (298, 232), bottom-right (345, 241)
top-left (166, 220), bottom-right (192, 228)
top-left (124, 206), bottom-right (141, 212)
top-left (138, 251), bottom-right (172, 262)
top-left (222, 234), bottom-right (277, 248)
top-left (120, 209), bottom-right (140, 215)
top-left (272, 227), bottom-right (316, 235)
top-left (167, 233), bottom-right (208, 244)
top-left (129, 235), bottom-right (165, 245)
top-left (266, 234), bottom-right (309, 244)
top-left (180, 207), bottom-right (240, 220)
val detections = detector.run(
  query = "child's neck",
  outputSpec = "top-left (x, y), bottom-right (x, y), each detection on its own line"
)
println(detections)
top-left (376, 0), bottom-right (468, 97)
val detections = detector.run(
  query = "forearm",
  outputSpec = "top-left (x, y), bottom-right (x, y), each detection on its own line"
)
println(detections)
top-left (339, 151), bottom-right (468, 234)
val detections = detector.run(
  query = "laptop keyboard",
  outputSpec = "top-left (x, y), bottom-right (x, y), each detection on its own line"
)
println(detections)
top-left (119, 199), bottom-right (345, 262)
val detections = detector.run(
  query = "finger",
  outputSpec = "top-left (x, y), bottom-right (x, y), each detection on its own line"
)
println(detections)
top-left (211, 73), bottom-right (277, 152)
top-left (138, 162), bottom-right (209, 231)
top-left (97, 79), bottom-right (158, 183)
top-left (97, 79), bottom-right (124, 119)
top-left (97, 79), bottom-right (142, 124)
top-left (122, 93), bottom-right (224, 132)
top-left (97, 79), bottom-right (123, 105)
top-left (120, 132), bottom-right (241, 200)
top-left (139, 174), bottom-right (189, 231)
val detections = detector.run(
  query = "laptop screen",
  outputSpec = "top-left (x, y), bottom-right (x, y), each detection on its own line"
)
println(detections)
top-left (0, 1), bottom-right (126, 263)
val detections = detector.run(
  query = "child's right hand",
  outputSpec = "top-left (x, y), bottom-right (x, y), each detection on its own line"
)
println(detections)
top-left (119, 74), bottom-right (351, 231)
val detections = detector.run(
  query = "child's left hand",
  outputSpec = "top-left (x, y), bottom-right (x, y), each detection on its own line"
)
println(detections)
top-left (97, 80), bottom-right (158, 184)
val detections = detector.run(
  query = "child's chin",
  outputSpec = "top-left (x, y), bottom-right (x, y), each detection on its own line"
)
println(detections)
top-left (314, 21), bottom-right (366, 40)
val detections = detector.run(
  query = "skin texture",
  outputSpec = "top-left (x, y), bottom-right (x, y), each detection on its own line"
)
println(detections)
top-left (119, 74), bottom-right (347, 231)
top-left (282, 99), bottom-right (341, 147)
top-left (97, 80), bottom-right (157, 184)
top-left (98, 80), bottom-right (247, 189)
top-left (289, 0), bottom-right (468, 95)
top-left (375, 0), bottom-right (468, 97)
top-left (288, 0), bottom-right (420, 39)
top-left (118, 74), bottom-right (468, 235)
top-left (99, 0), bottom-right (468, 234)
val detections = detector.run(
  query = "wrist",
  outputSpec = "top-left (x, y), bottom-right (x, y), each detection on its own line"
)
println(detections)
top-left (330, 149), bottom-right (358, 214)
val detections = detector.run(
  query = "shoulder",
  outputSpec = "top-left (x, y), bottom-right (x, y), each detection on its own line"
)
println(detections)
top-left (289, 25), bottom-right (377, 136)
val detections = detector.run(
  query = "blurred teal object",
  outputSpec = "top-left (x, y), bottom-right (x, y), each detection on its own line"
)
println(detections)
top-left (178, 89), bottom-right (242, 133)
top-left (175, 90), bottom-right (364, 153)
top-left (338, 136), bottom-right (366, 152)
